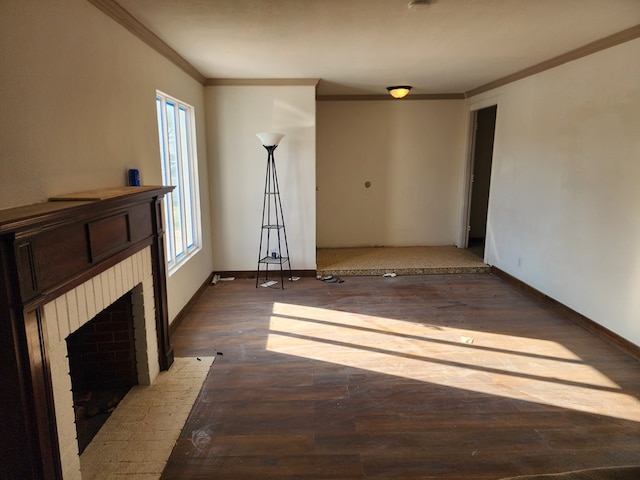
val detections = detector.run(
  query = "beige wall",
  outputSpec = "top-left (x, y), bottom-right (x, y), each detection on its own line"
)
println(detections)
top-left (469, 38), bottom-right (640, 345)
top-left (316, 100), bottom-right (467, 247)
top-left (205, 85), bottom-right (317, 272)
top-left (0, 0), bottom-right (213, 323)
top-left (4, 0), bottom-right (640, 350)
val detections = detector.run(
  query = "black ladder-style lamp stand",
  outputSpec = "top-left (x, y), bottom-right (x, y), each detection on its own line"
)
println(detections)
top-left (256, 132), bottom-right (292, 289)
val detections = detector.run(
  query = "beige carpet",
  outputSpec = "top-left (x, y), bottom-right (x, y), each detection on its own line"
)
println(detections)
top-left (317, 246), bottom-right (489, 277)
top-left (79, 357), bottom-right (215, 480)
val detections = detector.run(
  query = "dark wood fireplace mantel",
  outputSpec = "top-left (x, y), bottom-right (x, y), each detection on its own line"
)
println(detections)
top-left (0, 186), bottom-right (173, 479)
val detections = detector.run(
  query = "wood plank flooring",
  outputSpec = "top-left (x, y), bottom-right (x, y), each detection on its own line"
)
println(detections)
top-left (162, 274), bottom-right (640, 479)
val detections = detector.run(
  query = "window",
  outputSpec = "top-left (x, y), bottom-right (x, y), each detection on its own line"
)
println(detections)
top-left (156, 91), bottom-right (201, 273)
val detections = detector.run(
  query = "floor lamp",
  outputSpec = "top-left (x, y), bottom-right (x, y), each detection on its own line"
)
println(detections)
top-left (255, 132), bottom-right (292, 288)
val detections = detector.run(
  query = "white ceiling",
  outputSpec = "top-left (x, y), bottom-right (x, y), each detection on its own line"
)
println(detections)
top-left (116, 0), bottom-right (640, 96)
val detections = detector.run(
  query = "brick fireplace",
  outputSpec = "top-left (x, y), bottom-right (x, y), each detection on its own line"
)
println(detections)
top-left (0, 186), bottom-right (173, 479)
top-left (48, 248), bottom-right (159, 478)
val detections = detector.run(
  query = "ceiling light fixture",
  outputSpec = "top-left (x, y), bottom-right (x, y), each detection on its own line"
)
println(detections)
top-left (387, 86), bottom-right (412, 99)
top-left (408, 0), bottom-right (435, 9)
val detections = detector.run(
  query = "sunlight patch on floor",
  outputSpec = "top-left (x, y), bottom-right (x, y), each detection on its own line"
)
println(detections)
top-left (266, 302), bottom-right (640, 422)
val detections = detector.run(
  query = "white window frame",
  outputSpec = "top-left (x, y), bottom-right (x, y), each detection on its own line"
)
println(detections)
top-left (155, 90), bottom-right (202, 274)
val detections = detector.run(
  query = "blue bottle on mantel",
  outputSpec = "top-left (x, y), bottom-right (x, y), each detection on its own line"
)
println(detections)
top-left (128, 169), bottom-right (140, 186)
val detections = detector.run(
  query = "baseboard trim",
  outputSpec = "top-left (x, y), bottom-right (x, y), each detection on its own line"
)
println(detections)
top-left (169, 272), bottom-right (214, 336)
top-left (216, 269), bottom-right (317, 279)
top-left (491, 267), bottom-right (640, 362)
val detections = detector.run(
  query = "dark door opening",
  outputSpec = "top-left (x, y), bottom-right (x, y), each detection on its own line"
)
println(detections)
top-left (467, 105), bottom-right (497, 259)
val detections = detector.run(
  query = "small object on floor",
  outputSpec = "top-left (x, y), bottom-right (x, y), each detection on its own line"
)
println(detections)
top-left (216, 351), bottom-right (224, 356)
top-left (211, 274), bottom-right (220, 285)
top-left (220, 277), bottom-right (235, 282)
top-left (383, 272), bottom-right (397, 277)
top-left (460, 336), bottom-right (474, 344)
top-left (289, 276), bottom-right (300, 281)
top-left (261, 280), bottom-right (278, 287)
top-left (323, 275), bottom-right (344, 283)
top-left (197, 357), bottom-right (201, 361)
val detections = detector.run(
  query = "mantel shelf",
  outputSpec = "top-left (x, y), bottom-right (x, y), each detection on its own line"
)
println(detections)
top-left (0, 186), bottom-right (173, 235)
top-left (49, 185), bottom-right (171, 201)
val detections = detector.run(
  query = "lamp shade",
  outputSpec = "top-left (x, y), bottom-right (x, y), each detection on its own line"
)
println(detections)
top-left (256, 132), bottom-right (285, 147)
top-left (387, 86), bottom-right (412, 99)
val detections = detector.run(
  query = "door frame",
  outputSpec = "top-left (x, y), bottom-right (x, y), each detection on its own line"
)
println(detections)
top-left (457, 96), bottom-right (500, 254)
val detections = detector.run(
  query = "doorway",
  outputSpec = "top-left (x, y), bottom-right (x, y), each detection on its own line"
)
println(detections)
top-left (466, 105), bottom-right (497, 259)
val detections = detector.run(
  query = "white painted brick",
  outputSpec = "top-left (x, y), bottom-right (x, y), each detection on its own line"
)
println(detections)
top-left (95, 272), bottom-right (109, 312)
top-left (132, 302), bottom-right (145, 323)
top-left (49, 343), bottom-right (69, 384)
top-left (55, 296), bottom-right (70, 341)
top-left (84, 277), bottom-right (97, 320)
top-left (119, 259), bottom-right (127, 291)
top-left (107, 268), bottom-right (117, 304)
top-left (132, 251), bottom-right (141, 284)
top-left (137, 249), bottom-right (144, 278)
top-left (66, 288), bottom-right (79, 334)
top-left (124, 257), bottom-right (133, 291)
top-left (100, 271), bottom-right (111, 309)
top-left (140, 248), bottom-right (149, 278)
top-left (142, 278), bottom-right (155, 312)
top-left (92, 275), bottom-right (104, 315)
top-left (121, 260), bottom-right (130, 294)
top-left (146, 326), bottom-right (160, 381)
top-left (54, 397), bottom-right (75, 438)
top-left (75, 283), bottom-right (88, 327)
top-left (142, 248), bottom-right (152, 278)
top-left (118, 259), bottom-right (126, 292)
top-left (59, 442), bottom-right (82, 480)
top-left (43, 301), bottom-right (60, 344)
top-left (114, 263), bottom-right (124, 299)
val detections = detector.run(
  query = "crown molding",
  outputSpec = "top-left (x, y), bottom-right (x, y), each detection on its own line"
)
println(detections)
top-left (86, 0), bottom-right (206, 84)
top-left (86, 1), bottom-right (638, 101)
top-left (204, 78), bottom-right (320, 87)
top-left (466, 24), bottom-right (640, 98)
top-left (316, 93), bottom-right (465, 101)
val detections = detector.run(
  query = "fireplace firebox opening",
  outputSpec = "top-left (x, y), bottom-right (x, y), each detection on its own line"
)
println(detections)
top-left (67, 289), bottom-right (139, 453)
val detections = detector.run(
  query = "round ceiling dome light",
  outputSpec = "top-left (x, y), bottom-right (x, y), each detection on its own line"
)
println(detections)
top-left (408, 0), bottom-right (435, 10)
top-left (387, 86), bottom-right (413, 99)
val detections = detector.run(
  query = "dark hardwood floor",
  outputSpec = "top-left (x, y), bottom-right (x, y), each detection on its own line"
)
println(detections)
top-left (162, 274), bottom-right (640, 479)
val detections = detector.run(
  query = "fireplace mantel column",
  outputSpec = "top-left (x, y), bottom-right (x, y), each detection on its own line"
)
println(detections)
top-left (151, 194), bottom-right (174, 371)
